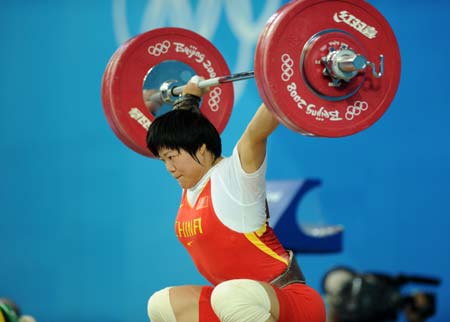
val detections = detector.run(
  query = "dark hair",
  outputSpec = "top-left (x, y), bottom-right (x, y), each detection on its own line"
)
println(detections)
top-left (146, 109), bottom-right (222, 162)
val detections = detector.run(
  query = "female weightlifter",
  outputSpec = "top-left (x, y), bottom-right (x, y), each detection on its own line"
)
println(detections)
top-left (145, 76), bottom-right (326, 322)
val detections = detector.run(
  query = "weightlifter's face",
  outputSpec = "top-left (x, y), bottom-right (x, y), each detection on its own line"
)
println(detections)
top-left (159, 147), bottom-right (207, 189)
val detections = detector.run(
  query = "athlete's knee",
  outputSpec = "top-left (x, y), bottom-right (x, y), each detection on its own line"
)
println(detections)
top-left (147, 287), bottom-right (177, 322)
top-left (210, 279), bottom-right (272, 322)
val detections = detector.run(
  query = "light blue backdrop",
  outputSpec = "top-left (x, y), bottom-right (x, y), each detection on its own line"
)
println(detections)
top-left (1, 1), bottom-right (449, 322)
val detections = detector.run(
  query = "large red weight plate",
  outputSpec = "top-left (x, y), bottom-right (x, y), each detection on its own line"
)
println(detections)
top-left (102, 47), bottom-right (147, 154)
top-left (255, 10), bottom-right (288, 127)
top-left (255, 1), bottom-right (314, 136)
top-left (101, 28), bottom-right (234, 157)
top-left (256, 0), bottom-right (401, 137)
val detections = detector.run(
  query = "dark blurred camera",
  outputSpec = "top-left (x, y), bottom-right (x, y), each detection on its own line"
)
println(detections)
top-left (322, 267), bottom-right (441, 322)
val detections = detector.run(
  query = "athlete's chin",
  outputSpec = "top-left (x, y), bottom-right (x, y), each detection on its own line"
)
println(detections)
top-left (177, 178), bottom-right (193, 189)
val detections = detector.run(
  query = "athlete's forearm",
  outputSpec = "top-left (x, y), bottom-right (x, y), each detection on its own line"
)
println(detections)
top-left (245, 103), bottom-right (280, 143)
top-left (237, 103), bottom-right (279, 173)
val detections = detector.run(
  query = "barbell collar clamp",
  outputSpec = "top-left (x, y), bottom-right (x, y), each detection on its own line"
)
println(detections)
top-left (337, 54), bottom-right (367, 72)
top-left (367, 54), bottom-right (384, 78)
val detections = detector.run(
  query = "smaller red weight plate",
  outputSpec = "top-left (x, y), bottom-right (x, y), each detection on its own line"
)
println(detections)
top-left (301, 29), bottom-right (369, 100)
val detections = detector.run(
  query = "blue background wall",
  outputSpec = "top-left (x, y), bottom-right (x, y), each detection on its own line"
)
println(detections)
top-left (1, 0), bottom-right (449, 321)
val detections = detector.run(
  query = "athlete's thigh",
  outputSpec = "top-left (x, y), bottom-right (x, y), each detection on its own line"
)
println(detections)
top-left (169, 285), bottom-right (204, 322)
top-left (272, 283), bottom-right (326, 322)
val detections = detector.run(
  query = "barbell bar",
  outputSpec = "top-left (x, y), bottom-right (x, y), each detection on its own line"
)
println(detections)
top-left (153, 71), bottom-right (255, 106)
top-left (149, 48), bottom-right (385, 109)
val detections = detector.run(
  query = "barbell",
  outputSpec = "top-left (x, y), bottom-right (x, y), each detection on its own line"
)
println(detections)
top-left (101, 0), bottom-right (401, 158)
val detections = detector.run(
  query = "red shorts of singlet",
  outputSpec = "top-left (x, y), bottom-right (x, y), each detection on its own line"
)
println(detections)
top-left (198, 282), bottom-right (326, 322)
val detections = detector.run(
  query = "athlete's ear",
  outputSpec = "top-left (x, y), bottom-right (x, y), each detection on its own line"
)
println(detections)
top-left (198, 144), bottom-right (207, 156)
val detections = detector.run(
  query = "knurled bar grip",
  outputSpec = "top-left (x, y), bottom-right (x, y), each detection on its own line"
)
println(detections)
top-left (150, 71), bottom-right (255, 105)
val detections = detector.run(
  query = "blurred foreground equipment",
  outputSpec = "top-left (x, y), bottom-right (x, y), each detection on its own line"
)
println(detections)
top-left (322, 267), bottom-right (441, 322)
top-left (0, 298), bottom-right (36, 322)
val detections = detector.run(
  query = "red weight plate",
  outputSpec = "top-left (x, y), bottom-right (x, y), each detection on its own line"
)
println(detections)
top-left (102, 43), bottom-right (159, 155)
top-left (102, 48), bottom-right (148, 155)
top-left (258, 0), bottom-right (401, 137)
top-left (255, 4), bottom-right (301, 131)
top-left (255, 10), bottom-right (287, 125)
top-left (255, 2), bottom-right (314, 136)
top-left (102, 28), bottom-right (234, 157)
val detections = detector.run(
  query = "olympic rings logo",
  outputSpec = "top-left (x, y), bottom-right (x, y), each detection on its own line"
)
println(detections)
top-left (345, 101), bottom-right (369, 120)
top-left (147, 40), bottom-right (171, 56)
top-left (208, 87), bottom-right (222, 112)
top-left (281, 53), bottom-right (294, 82)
